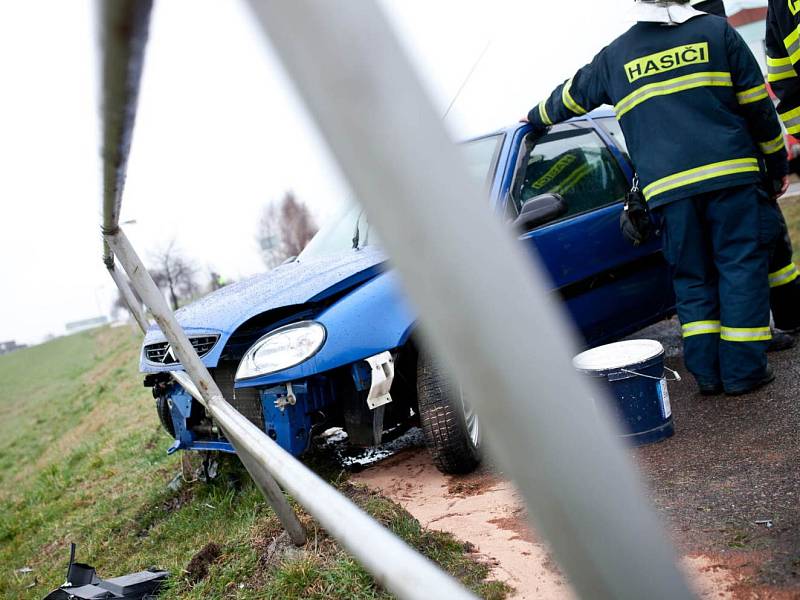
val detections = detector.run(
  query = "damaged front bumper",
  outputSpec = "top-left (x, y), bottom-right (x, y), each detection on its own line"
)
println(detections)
top-left (156, 351), bottom-right (396, 458)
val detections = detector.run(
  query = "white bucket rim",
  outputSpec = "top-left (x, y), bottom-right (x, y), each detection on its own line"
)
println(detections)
top-left (572, 339), bottom-right (664, 372)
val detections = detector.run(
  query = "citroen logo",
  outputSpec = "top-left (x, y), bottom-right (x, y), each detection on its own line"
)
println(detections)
top-left (162, 345), bottom-right (177, 364)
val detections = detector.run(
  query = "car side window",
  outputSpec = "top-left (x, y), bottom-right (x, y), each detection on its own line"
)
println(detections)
top-left (515, 126), bottom-right (629, 220)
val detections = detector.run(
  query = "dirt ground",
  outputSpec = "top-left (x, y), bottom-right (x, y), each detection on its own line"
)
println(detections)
top-left (354, 320), bottom-right (800, 599)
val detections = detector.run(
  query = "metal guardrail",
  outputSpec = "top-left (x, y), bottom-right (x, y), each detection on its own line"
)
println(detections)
top-left (99, 2), bottom-right (476, 598)
top-left (100, 1), bottom-right (695, 598)
top-left (104, 230), bottom-right (472, 599)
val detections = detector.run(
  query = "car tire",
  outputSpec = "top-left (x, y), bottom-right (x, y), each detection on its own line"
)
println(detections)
top-left (417, 353), bottom-right (481, 474)
top-left (155, 394), bottom-right (176, 438)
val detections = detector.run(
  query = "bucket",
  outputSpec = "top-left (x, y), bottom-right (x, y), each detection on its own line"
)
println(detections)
top-left (572, 339), bottom-right (677, 446)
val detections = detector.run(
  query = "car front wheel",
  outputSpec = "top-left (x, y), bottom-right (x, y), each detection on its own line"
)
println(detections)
top-left (417, 353), bottom-right (481, 474)
top-left (155, 394), bottom-right (176, 438)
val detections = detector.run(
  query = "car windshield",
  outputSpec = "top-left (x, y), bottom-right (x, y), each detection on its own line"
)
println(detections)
top-left (298, 134), bottom-right (503, 261)
top-left (298, 204), bottom-right (372, 261)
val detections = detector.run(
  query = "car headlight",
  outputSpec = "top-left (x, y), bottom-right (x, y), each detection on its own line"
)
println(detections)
top-left (235, 321), bottom-right (326, 380)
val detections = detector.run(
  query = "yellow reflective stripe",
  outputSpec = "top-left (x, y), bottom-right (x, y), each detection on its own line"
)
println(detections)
top-left (643, 158), bottom-right (760, 201)
top-left (791, 0), bottom-right (800, 16)
top-left (779, 104), bottom-right (800, 120)
top-left (767, 54), bottom-right (798, 82)
top-left (768, 55), bottom-right (793, 66)
top-left (720, 326), bottom-right (772, 342)
top-left (769, 263), bottom-right (799, 287)
top-left (562, 79), bottom-right (587, 115)
top-left (770, 70), bottom-right (798, 83)
top-left (615, 72), bottom-right (733, 119)
top-left (736, 84), bottom-right (769, 105)
top-left (681, 320), bottom-right (721, 338)
top-left (538, 100), bottom-right (552, 126)
top-left (784, 24), bottom-right (800, 64)
top-left (760, 132), bottom-right (786, 155)
top-left (779, 104), bottom-right (800, 134)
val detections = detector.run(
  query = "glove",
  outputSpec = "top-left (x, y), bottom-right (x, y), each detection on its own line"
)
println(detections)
top-left (766, 175), bottom-right (789, 200)
top-left (525, 107), bottom-right (549, 136)
top-left (620, 176), bottom-right (653, 246)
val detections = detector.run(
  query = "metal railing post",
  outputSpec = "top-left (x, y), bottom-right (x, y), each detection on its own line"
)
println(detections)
top-left (104, 260), bottom-right (204, 405)
top-left (105, 260), bottom-right (149, 333)
top-left (105, 229), bottom-right (475, 598)
top-left (244, 2), bottom-right (693, 598)
top-left (105, 229), bottom-right (308, 546)
top-left (100, 0), bottom-right (152, 237)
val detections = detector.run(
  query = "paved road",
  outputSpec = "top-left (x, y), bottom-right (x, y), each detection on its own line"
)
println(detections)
top-left (356, 318), bottom-right (800, 597)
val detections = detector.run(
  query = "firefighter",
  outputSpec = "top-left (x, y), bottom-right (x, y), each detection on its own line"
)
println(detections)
top-left (523, 0), bottom-right (788, 395)
top-left (764, 0), bottom-right (800, 342)
top-left (695, 0), bottom-right (799, 353)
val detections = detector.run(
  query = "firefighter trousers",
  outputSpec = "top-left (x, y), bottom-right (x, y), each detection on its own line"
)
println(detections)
top-left (768, 204), bottom-right (800, 331)
top-left (660, 184), bottom-right (781, 392)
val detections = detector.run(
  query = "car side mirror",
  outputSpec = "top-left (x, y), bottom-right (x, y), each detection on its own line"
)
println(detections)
top-left (513, 193), bottom-right (568, 231)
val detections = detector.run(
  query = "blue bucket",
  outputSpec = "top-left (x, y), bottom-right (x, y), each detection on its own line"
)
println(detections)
top-left (573, 340), bottom-right (676, 446)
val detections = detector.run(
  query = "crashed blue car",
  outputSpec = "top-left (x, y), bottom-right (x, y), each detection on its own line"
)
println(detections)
top-left (141, 109), bottom-right (675, 474)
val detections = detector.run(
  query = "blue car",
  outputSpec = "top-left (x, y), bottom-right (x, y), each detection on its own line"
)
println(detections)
top-left (141, 109), bottom-right (675, 474)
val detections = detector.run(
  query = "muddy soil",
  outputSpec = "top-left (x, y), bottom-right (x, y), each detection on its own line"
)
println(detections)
top-left (354, 319), bottom-right (800, 599)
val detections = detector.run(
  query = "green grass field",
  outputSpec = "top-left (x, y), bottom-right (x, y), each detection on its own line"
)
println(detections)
top-left (0, 327), bottom-right (508, 599)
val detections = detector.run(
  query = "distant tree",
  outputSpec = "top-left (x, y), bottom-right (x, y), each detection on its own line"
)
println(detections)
top-left (149, 240), bottom-right (199, 310)
top-left (257, 191), bottom-right (318, 268)
top-left (112, 266), bottom-right (227, 320)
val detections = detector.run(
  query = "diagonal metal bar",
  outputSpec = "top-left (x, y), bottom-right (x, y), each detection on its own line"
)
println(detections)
top-left (105, 227), bottom-right (475, 598)
top-left (106, 262), bottom-right (149, 333)
top-left (244, 2), bottom-right (693, 598)
top-left (107, 243), bottom-right (308, 543)
top-left (105, 261), bottom-right (204, 404)
top-left (105, 229), bottom-right (307, 546)
top-left (106, 244), bottom-right (472, 598)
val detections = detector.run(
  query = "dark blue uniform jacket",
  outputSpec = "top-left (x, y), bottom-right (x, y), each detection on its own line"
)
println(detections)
top-left (766, 0), bottom-right (800, 135)
top-left (527, 14), bottom-right (788, 208)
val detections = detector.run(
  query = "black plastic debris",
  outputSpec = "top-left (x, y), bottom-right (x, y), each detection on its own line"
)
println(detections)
top-left (42, 544), bottom-right (168, 600)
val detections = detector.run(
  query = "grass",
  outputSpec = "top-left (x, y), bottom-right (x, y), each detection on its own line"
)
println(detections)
top-left (0, 326), bottom-right (509, 599)
top-left (780, 194), bottom-right (800, 263)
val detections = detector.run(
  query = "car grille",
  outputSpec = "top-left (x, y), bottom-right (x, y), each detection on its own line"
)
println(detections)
top-left (144, 335), bottom-right (219, 364)
top-left (211, 362), bottom-right (264, 430)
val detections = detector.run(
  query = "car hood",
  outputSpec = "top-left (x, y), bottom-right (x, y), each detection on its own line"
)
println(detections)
top-left (141, 247), bottom-right (388, 370)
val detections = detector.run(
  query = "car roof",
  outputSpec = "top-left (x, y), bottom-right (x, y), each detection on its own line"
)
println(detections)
top-left (464, 106), bottom-right (616, 142)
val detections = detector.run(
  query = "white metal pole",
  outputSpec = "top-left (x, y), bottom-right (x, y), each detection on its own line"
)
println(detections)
top-left (244, 2), bottom-right (693, 598)
top-left (100, 0), bottom-right (152, 236)
top-left (106, 258), bottom-right (206, 406)
top-left (106, 262), bottom-right (149, 333)
top-left (105, 228), bottom-right (474, 600)
top-left (106, 263), bottom-right (204, 401)
top-left (105, 229), bottom-right (307, 546)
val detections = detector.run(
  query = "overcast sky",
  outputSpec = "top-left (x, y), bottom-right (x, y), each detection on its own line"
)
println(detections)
top-left (0, 0), bottom-right (678, 345)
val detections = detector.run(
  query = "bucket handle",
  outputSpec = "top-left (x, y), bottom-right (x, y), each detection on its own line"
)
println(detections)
top-left (618, 367), bottom-right (681, 382)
